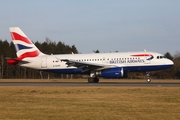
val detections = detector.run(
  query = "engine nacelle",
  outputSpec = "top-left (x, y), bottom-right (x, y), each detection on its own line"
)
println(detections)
top-left (96, 67), bottom-right (127, 78)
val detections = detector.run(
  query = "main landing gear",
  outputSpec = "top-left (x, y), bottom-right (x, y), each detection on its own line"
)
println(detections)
top-left (88, 71), bottom-right (99, 83)
top-left (88, 77), bottom-right (99, 83)
top-left (146, 71), bottom-right (151, 83)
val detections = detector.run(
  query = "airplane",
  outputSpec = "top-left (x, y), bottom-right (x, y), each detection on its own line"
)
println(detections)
top-left (7, 27), bottom-right (174, 83)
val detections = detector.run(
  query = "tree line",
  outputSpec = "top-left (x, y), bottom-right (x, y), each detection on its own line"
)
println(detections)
top-left (0, 39), bottom-right (180, 79)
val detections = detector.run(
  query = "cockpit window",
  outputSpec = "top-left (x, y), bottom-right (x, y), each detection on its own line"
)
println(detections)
top-left (157, 56), bottom-right (165, 59)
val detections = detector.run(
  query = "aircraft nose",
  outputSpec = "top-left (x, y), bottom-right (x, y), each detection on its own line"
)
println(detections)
top-left (166, 59), bottom-right (174, 66)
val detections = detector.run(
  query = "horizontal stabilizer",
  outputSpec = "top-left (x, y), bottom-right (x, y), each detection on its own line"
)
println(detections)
top-left (6, 58), bottom-right (29, 65)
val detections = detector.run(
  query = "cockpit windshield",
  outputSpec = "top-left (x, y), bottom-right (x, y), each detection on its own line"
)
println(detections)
top-left (157, 56), bottom-right (165, 59)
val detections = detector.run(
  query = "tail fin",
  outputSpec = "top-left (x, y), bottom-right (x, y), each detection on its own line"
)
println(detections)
top-left (9, 27), bottom-right (44, 60)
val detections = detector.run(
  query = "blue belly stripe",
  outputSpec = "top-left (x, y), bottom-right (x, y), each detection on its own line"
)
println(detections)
top-left (41, 65), bottom-right (173, 74)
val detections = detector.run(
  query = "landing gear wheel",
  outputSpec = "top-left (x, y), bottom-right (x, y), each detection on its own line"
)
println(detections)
top-left (94, 77), bottom-right (99, 83)
top-left (88, 77), bottom-right (94, 83)
top-left (87, 77), bottom-right (99, 83)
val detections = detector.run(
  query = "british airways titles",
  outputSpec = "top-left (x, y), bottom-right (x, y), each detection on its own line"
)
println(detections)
top-left (109, 58), bottom-right (145, 64)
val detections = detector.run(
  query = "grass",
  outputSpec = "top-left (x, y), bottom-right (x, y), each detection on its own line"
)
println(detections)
top-left (0, 86), bottom-right (180, 120)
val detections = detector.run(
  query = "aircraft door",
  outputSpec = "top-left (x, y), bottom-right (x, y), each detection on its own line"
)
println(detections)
top-left (41, 57), bottom-right (47, 68)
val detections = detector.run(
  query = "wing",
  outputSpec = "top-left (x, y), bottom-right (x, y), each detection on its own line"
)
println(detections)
top-left (60, 58), bottom-right (116, 72)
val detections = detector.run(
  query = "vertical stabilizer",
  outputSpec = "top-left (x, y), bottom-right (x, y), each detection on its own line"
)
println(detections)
top-left (9, 27), bottom-right (44, 59)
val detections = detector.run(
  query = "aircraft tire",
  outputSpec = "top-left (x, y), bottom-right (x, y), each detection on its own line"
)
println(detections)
top-left (94, 77), bottom-right (99, 83)
top-left (88, 77), bottom-right (94, 83)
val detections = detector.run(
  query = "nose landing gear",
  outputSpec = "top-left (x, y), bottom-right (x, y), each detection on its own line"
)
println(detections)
top-left (146, 72), bottom-right (151, 83)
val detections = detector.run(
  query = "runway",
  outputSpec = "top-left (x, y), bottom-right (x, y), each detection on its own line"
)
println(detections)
top-left (0, 82), bottom-right (180, 86)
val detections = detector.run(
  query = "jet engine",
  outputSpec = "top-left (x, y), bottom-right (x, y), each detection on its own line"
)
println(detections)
top-left (96, 67), bottom-right (127, 78)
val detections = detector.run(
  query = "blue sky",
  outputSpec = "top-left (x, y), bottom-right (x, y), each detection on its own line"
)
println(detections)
top-left (0, 0), bottom-right (180, 55)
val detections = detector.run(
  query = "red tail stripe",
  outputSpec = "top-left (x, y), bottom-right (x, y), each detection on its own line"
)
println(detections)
top-left (18, 50), bottom-right (39, 60)
top-left (10, 32), bottom-right (32, 44)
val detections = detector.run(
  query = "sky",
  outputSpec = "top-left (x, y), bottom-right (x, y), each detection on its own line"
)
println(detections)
top-left (0, 0), bottom-right (180, 55)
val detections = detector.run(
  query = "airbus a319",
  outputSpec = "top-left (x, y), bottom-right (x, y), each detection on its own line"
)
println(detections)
top-left (7, 27), bottom-right (174, 83)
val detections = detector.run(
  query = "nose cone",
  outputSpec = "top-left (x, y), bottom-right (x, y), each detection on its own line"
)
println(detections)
top-left (165, 59), bottom-right (174, 67)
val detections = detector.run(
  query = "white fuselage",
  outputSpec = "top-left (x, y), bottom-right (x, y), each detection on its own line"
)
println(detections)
top-left (20, 51), bottom-right (173, 74)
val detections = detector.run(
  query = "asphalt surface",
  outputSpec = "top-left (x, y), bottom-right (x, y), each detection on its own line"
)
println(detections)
top-left (0, 82), bottom-right (180, 86)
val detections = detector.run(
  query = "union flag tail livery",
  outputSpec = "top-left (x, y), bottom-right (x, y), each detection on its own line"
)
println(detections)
top-left (10, 27), bottom-right (44, 58)
top-left (8, 27), bottom-right (44, 65)
top-left (7, 27), bottom-right (174, 83)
